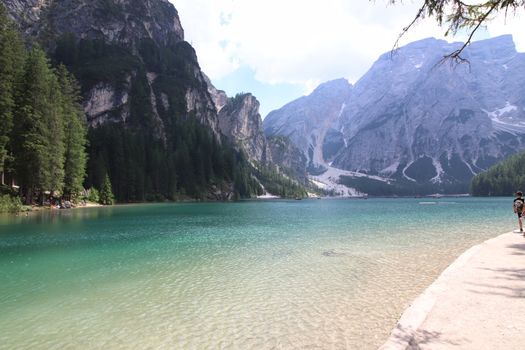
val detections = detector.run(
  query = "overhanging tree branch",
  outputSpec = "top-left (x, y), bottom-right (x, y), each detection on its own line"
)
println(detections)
top-left (391, 3), bottom-right (428, 56)
top-left (385, 0), bottom-right (525, 61)
top-left (443, 1), bottom-right (499, 63)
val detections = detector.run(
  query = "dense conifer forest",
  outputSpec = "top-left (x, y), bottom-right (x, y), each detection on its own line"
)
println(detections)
top-left (470, 151), bottom-right (525, 196)
top-left (0, 5), bottom-right (88, 207)
top-left (0, 4), bottom-right (306, 210)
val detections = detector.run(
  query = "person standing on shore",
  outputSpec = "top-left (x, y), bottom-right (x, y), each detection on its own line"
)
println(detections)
top-left (513, 191), bottom-right (524, 235)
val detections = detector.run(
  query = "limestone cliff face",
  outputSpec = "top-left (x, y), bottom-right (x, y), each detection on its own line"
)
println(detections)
top-left (4, 0), bottom-right (184, 47)
top-left (182, 66), bottom-right (222, 138)
top-left (84, 81), bottom-right (130, 126)
top-left (217, 94), bottom-right (310, 184)
top-left (218, 93), bottom-right (271, 165)
top-left (208, 84), bottom-right (308, 184)
top-left (2, 0), bottom-right (47, 35)
top-left (3, 0), bottom-right (220, 139)
top-left (264, 78), bottom-right (353, 168)
top-left (203, 73), bottom-right (228, 112)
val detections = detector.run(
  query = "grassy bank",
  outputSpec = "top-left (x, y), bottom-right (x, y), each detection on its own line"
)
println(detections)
top-left (0, 194), bottom-right (25, 214)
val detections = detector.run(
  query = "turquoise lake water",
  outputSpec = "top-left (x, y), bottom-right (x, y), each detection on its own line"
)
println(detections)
top-left (0, 198), bottom-right (515, 349)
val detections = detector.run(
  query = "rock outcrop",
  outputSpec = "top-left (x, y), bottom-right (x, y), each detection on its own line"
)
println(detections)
top-left (4, 0), bottom-right (184, 47)
top-left (203, 73), bottom-right (228, 112)
top-left (214, 92), bottom-right (309, 185)
top-left (3, 0), bottom-right (220, 138)
top-left (218, 93), bottom-right (271, 165)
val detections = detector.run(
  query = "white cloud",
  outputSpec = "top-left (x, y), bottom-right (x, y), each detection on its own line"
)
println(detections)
top-left (486, 8), bottom-right (525, 51)
top-left (172, 0), bottom-right (525, 87)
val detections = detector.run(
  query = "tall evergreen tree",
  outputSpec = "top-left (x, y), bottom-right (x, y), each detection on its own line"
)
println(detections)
top-left (99, 173), bottom-right (115, 205)
top-left (46, 72), bottom-right (66, 197)
top-left (0, 5), bottom-right (24, 184)
top-left (57, 65), bottom-right (88, 199)
top-left (12, 47), bottom-right (58, 204)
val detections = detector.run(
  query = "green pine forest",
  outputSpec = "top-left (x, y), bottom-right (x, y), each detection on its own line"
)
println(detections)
top-left (0, 5), bottom-right (306, 210)
top-left (0, 6), bottom-right (88, 207)
top-left (470, 151), bottom-right (525, 196)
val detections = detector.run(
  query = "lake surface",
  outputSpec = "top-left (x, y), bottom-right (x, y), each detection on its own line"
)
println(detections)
top-left (0, 198), bottom-right (514, 349)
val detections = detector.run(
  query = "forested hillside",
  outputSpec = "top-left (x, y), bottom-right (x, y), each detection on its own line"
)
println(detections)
top-left (0, 2), bottom-right (307, 205)
top-left (55, 34), bottom-right (305, 201)
top-left (51, 24), bottom-right (264, 201)
top-left (0, 5), bottom-right (87, 205)
top-left (471, 151), bottom-right (525, 196)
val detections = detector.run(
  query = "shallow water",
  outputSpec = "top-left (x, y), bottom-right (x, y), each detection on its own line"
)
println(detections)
top-left (0, 198), bottom-right (514, 349)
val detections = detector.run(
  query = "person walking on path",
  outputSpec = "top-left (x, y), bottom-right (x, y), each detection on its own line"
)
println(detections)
top-left (513, 191), bottom-right (524, 235)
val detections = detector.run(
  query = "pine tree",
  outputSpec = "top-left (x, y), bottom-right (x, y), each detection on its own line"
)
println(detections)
top-left (0, 5), bottom-right (24, 183)
top-left (12, 47), bottom-right (57, 204)
top-left (45, 72), bottom-right (66, 197)
top-left (1, 9), bottom-right (88, 203)
top-left (57, 65), bottom-right (88, 199)
top-left (99, 173), bottom-right (115, 205)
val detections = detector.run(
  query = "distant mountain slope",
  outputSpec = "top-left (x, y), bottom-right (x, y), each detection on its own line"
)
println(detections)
top-left (264, 35), bottom-right (525, 194)
top-left (264, 78), bottom-right (352, 170)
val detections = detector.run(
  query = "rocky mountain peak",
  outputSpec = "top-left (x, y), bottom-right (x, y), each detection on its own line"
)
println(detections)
top-left (4, 0), bottom-right (184, 48)
top-left (311, 78), bottom-right (352, 97)
top-left (465, 34), bottom-right (517, 60)
top-left (219, 93), bottom-right (271, 165)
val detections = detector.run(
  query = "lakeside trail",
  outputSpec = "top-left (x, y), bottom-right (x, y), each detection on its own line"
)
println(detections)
top-left (380, 232), bottom-right (525, 349)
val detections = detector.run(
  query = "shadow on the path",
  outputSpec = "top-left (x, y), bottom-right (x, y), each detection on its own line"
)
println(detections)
top-left (388, 325), bottom-right (466, 349)
top-left (466, 282), bottom-right (525, 299)
top-left (507, 243), bottom-right (525, 253)
top-left (507, 241), bottom-right (525, 256)
top-left (464, 243), bottom-right (525, 298)
top-left (477, 267), bottom-right (525, 280)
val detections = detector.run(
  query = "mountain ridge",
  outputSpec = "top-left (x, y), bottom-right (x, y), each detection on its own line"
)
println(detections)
top-left (264, 35), bottom-right (525, 194)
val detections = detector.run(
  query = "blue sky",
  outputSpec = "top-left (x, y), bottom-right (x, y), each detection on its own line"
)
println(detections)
top-left (172, 0), bottom-right (524, 118)
top-left (213, 66), bottom-right (306, 117)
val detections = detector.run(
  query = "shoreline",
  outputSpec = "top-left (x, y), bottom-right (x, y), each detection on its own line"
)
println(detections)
top-left (379, 230), bottom-right (525, 349)
top-left (4, 194), bottom-right (509, 216)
